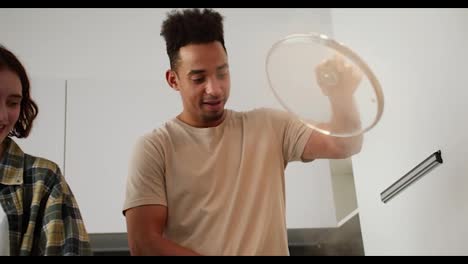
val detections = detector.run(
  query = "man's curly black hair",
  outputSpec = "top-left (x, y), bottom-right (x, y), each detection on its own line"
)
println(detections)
top-left (160, 8), bottom-right (226, 70)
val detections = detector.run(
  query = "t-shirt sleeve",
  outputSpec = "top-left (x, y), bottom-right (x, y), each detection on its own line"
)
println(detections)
top-left (123, 133), bottom-right (167, 214)
top-left (267, 108), bottom-right (314, 163)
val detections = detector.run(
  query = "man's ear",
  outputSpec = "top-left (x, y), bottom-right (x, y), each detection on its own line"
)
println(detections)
top-left (166, 69), bottom-right (180, 91)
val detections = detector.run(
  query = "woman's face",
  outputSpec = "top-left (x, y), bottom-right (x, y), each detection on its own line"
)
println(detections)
top-left (0, 69), bottom-right (22, 147)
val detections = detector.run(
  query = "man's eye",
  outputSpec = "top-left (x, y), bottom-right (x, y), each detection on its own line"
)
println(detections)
top-left (192, 78), bottom-right (205, 84)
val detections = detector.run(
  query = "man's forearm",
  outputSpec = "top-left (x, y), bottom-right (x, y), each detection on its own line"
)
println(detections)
top-left (329, 96), bottom-right (363, 156)
top-left (329, 96), bottom-right (361, 134)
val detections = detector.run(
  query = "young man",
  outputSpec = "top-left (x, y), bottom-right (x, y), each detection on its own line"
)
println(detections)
top-left (123, 8), bottom-right (362, 256)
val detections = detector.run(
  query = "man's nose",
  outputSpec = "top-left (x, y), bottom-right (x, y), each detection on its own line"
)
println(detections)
top-left (205, 77), bottom-right (223, 97)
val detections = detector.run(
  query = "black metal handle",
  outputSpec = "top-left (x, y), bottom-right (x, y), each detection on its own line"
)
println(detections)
top-left (381, 150), bottom-right (443, 203)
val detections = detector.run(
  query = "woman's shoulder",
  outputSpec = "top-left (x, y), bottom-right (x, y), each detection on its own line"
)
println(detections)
top-left (4, 137), bottom-right (61, 174)
top-left (23, 153), bottom-right (61, 175)
top-left (22, 153), bottom-right (66, 191)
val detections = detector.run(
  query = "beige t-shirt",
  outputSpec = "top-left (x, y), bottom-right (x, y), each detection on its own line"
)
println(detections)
top-left (123, 108), bottom-right (313, 256)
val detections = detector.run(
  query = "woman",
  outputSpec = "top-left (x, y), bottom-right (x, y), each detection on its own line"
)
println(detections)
top-left (0, 45), bottom-right (92, 256)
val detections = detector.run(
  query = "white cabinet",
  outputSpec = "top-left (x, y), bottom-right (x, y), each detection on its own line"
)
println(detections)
top-left (64, 79), bottom-right (180, 233)
top-left (15, 78), bottom-right (66, 170)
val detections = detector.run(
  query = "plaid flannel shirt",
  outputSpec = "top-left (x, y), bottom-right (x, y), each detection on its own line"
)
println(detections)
top-left (0, 137), bottom-right (92, 256)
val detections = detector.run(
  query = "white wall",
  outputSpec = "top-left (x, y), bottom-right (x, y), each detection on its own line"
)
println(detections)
top-left (0, 8), bottom-right (168, 81)
top-left (0, 8), bottom-right (351, 233)
top-left (331, 8), bottom-right (468, 255)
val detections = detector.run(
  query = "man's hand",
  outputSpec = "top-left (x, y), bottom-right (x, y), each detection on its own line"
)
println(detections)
top-left (315, 54), bottom-right (362, 98)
